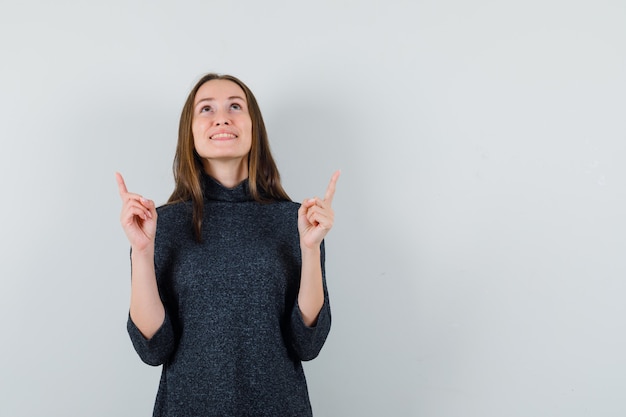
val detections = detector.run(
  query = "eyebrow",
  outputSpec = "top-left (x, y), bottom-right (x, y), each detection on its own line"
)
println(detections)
top-left (194, 96), bottom-right (246, 106)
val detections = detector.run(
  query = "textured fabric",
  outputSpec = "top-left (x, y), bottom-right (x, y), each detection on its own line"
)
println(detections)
top-left (127, 173), bottom-right (331, 417)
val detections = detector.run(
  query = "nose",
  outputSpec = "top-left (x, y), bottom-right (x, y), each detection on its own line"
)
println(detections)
top-left (213, 109), bottom-right (230, 126)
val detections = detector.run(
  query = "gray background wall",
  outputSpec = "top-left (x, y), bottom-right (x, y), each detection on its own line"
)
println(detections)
top-left (1, 0), bottom-right (625, 416)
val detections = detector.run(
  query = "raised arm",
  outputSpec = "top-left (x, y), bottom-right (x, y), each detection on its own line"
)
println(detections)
top-left (116, 172), bottom-right (164, 339)
top-left (297, 170), bottom-right (340, 327)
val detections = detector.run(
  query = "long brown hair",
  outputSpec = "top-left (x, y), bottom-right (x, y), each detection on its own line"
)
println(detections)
top-left (167, 73), bottom-right (290, 242)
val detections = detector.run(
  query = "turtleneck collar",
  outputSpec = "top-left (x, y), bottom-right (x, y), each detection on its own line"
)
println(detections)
top-left (201, 172), bottom-right (253, 203)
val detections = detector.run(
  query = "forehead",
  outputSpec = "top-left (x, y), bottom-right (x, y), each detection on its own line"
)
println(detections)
top-left (195, 79), bottom-right (247, 102)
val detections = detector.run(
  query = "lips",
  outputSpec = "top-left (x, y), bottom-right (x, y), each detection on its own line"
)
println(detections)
top-left (210, 132), bottom-right (237, 140)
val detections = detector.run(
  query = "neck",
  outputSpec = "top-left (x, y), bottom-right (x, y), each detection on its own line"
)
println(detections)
top-left (202, 158), bottom-right (249, 188)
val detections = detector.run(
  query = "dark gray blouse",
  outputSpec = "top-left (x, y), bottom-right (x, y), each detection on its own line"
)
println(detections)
top-left (127, 174), bottom-right (331, 417)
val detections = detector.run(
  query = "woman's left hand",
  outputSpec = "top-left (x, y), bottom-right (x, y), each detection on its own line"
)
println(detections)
top-left (298, 170), bottom-right (340, 250)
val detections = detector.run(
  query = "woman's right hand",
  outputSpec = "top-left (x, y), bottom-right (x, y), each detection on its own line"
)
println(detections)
top-left (116, 172), bottom-right (157, 252)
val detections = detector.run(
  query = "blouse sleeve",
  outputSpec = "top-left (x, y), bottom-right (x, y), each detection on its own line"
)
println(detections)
top-left (127, 311), bottom-right (176, 366)
top-left (288, 241), bottom-right (332, 361)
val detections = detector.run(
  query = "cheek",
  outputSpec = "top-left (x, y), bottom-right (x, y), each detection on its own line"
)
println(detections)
top-left (191, 120), bottom-right (205, 140)
top-left (243, 119), bottom-right (253, 139)
top-left (191, 126), bottom-right (204, 153)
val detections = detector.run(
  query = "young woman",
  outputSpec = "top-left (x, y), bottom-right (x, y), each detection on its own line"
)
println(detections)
top-left (116, 73), bottom-right (339, 416)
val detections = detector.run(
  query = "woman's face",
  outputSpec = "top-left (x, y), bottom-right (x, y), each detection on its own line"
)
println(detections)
top-left (192, 79), bottom-right (253, 169)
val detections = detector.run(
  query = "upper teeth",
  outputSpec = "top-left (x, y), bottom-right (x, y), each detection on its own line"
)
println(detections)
top-left (211, 133), bottom-right (236, 139)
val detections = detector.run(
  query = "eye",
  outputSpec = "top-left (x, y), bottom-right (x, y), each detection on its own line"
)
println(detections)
top-left (200, 105), bottom-right (212, 113)
top-left (230, 102), bottom-right (244, 111)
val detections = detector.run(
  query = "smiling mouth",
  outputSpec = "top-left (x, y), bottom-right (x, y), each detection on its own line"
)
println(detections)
top-left (210, 133), bottom-right (237, 140)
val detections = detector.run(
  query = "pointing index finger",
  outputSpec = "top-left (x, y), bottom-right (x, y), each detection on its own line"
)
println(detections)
top-left (115, 172), bottom-right (128, 197)
top-left (324, 170), bottom-right (341, 204)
